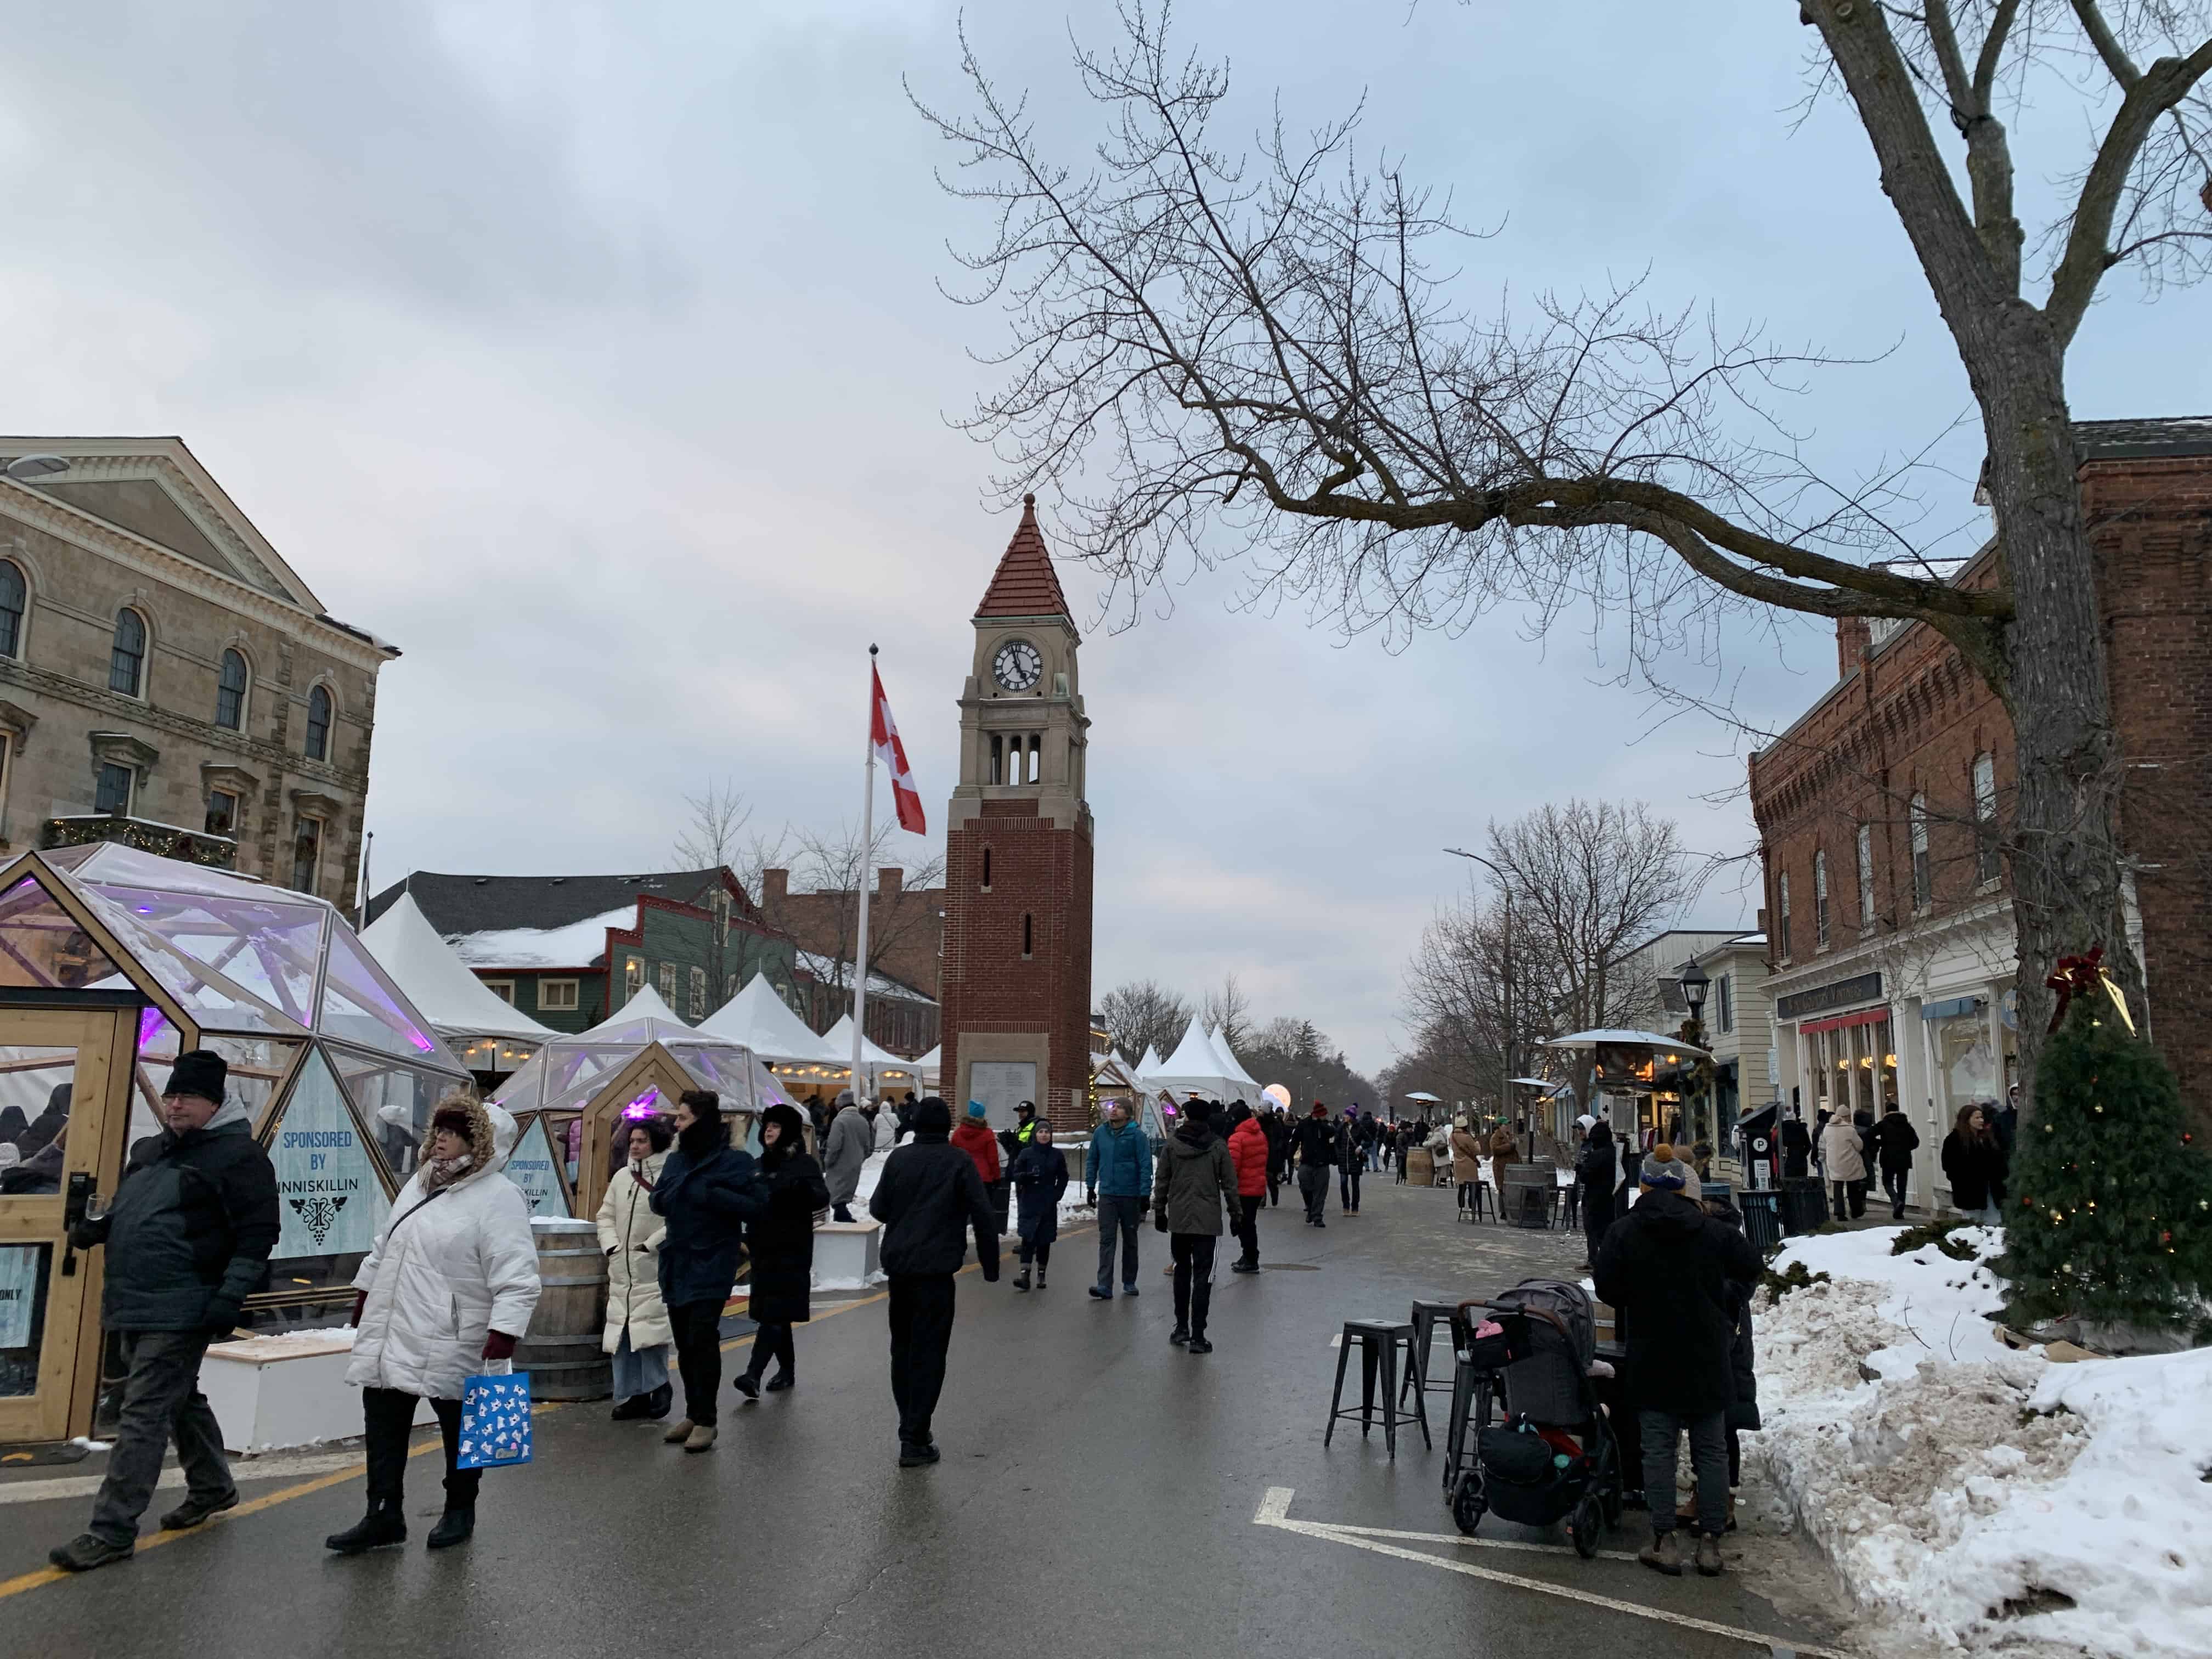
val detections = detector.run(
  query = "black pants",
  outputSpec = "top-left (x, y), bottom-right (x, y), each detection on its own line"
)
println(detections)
top-left (1018, 1237), bottom-right (1053, 1269)
top-left (888, 1273), bottom-right (957, 1444)
top-left (1234, 1193), bottom-right (1263, 1264)
top-left (1170, 1234), bottom-right (1217, 1338)
top-left (1339, 1160), bottom-right (1363, 1210)
top-left (1266, 1160), bottom-right (1283, 1205)
top-left (1831, 1180), bottom-right (1866, 1220)
top-left (667, 1298), bottom-right (725, 1426)
top-left (363, 1386), bottom-right (475, 1509)
top-left (745, 1322), bottom-right (794, 1380)
top-left (1882, 1166), bottom-right (1910, 1215)
top-left (1299, 1165), bottom-right (1330, 1222)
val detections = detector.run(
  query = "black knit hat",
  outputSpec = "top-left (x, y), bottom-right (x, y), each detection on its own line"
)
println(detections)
top-left (913, 1096), bottom-right (952, 1134)
top-left (162, 1049), bottom-right (227, 1105)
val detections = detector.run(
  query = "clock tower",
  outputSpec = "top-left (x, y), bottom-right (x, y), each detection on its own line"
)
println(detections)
top-left (940, 496), bottom-right (1095, 1132)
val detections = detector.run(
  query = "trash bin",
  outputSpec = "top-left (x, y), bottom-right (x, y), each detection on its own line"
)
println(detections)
top-left (1740, 1189), bottom-right (1783, 1249)
top-left (1779, 1176), bottom-right (1829, 1235)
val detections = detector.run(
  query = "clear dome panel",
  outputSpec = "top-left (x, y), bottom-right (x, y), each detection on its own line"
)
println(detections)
top-left (326, 1044), bottom-right (462, 1186)
top-left (317, 927), bottom-right (451, 1063)
top-left (0, 873), bottom-right (124, 991)
top-left (89, 885), bottom-right (325, 1028)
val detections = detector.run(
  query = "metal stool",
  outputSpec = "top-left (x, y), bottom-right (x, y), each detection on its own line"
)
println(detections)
top-left (1325, 1319), bottom-right (1430, 1456)
top-left (1399, 1299), bottom-right (1457, 1410)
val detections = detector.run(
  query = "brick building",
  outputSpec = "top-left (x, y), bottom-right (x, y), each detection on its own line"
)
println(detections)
top-left (939, 499), bottom-right (1096, 1131)
top-left (1750, 417), bottom-right (2212, 1198)
top-left (364, 867), bottom-right (797, 1034)
top-left (0, 437), bottom-right (395, 904)
top-left (757, 862), bottom-right (946, 1054)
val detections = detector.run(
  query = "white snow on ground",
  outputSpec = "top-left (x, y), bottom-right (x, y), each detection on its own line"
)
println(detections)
top-left (1751, 1224), bottom-right (2212, 1659)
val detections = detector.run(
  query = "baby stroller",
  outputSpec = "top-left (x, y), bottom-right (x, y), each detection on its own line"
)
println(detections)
top-left (1442, 1277), bottom-right (1622, 1558)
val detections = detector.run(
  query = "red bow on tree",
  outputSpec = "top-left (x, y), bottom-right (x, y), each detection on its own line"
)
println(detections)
top-left (2045, 946), bottom-right (2106, 1034)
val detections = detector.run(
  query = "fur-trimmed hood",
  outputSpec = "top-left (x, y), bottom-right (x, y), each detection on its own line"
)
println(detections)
top-left (419, 1095), bottom-right (518, 1182)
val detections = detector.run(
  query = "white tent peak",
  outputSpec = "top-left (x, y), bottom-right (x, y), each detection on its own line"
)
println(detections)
top-left (362, 893), bottom-right (552, 1042)
top-left (823, 1013), bottom-right (917, 1074)
top-left (580, 983), bottom-right (693, 1043)
top-left (1136, 1043), bottom-right (1164, 1077)
top-left (1158, 1018), bottom-right (1220, 1076)
top-left (1206, 1025), bottom-right (1260, 1088)
top-left (696, 974), bottom-right (843, 1066)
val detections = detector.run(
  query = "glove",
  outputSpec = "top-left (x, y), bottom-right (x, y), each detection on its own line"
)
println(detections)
top-left (482, 1331), bottom-right (518, 1362)
top-left (204, 1300), bottom-right (242, 1337)
top-left (1153, 1210), bottom-right (1169, 1234)
top-left (1085, 1189), bottom-right (1096, 1207)
top-left (1138, 1197), bottom-right (1150, 1217)
top-left (350, 1290), bottom-right (368, 1328)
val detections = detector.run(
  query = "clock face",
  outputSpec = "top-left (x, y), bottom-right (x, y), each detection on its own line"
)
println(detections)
top-left (992, 639), bottom-right (1044, 692)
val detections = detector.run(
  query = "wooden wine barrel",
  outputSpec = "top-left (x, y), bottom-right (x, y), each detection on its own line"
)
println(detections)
top-left (517, 1217), bottom-right (611, 1401)
top-left (1406, 1148), bottom-right (1435, 1186)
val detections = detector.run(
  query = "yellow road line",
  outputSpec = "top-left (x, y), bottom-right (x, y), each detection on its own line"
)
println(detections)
top-left (4, 1229), bottom-right (1064, 1602)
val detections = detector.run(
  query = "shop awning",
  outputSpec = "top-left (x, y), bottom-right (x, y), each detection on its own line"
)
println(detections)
top-left (1801, 1007), bottom-right (1890, 1035)
top-left (1921, 995), bottom-right (1985, 1022)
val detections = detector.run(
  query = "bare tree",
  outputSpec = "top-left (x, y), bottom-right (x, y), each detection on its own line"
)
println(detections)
top-left (1407, 800), bottom-right (1695, 1111)
top-left (790, 821), bottom-right (949, 1008)
top-left (1243, 1014), bottom-right (1379, 1108)
top-left (919, 1), bottom-right (2212, 1104)
top-left (1099, 977), bottom-right (1193, 1064)
top-left (672, 780), bottom-right (753, 872)
top-left (1200, 970), bottom-right (1252, 1053)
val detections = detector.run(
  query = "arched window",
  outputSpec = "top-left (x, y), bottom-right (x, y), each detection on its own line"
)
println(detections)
top-left (304, 684), bottom-right (332, 760)
top-left (110, 608), bottom-right (146, 697)
top-left (0, 560), bottom-right (24, 658)
top-left (215, 648), bottom-right (248, 730)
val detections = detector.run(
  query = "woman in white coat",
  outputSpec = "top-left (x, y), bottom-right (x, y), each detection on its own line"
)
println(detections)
top-left (328, 1093), bottom-right (540, 1556)
top-left (598, 1114), bottom-right (673, 1420)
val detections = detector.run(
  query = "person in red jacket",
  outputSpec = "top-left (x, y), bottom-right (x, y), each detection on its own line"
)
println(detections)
top-left (1224, 1103), bottom-right (1269, 1273)
top-left (952, 1101), bottom-right (1007, 1238)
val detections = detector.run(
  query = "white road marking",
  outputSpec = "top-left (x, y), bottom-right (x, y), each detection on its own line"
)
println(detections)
top-left (1254, 1487), bottom-right (1847, 1658)
top-left (1316, 1515), bottom-right (1643, 1564)
top-left (0, 1449), bottom-right (365, 1506)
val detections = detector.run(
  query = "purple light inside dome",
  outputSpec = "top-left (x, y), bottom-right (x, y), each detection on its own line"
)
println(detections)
top-left (138, 1006), bottom-right (173, 1048)
top-left (405, 1026), bottom-right (434, 1053)
top-left (620, 1088), bottom-right (662, 1120)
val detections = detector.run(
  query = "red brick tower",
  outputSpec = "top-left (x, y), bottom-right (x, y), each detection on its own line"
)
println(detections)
top-left (939, 497), bottom-right (1095, 1132)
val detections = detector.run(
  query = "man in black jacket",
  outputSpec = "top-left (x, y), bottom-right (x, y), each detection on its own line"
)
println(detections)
top-left (1594, 1144), bottom-right (1760, 1582)
top-left (868, 1096), bottom-right (998, 1467)
top-left (1873, 1102), bottom-right (1921, 1219)
top-left (50, 1051), bottom-right (280, 1572)
top-left (1289, 1103), bottom-right (1336, 1226)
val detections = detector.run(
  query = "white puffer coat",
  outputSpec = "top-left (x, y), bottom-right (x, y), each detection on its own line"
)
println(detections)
top-left (596, 1152), bottom-right (671, 1355)
top-left (346, 1101), bottom-right (541, 1401)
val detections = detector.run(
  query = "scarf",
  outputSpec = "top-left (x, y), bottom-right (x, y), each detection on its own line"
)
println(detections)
top-left (421, 1153), bottom-right (473, 1193)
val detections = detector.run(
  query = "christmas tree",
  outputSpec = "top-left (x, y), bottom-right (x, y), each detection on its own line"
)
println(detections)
top-left (2004, 951), bottom-right (2212, 1339)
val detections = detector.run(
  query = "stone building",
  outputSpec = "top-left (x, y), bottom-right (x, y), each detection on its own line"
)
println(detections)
top-left (0, 437), bottom-right (395, 903)
top-left (363, 867), bottom-right (797, 1034)
top-left (1750, 416), bottom-right (2212, 1199)
top-left (939, 498), bottom-right (1096, 1131)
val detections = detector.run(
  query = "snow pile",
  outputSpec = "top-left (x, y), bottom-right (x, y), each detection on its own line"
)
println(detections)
top-left (1751, 1224), bottom-right (2212, 1658)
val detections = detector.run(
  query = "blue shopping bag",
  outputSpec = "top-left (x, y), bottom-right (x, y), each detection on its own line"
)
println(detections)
top-left (456, 1364), bottom-right (533, 1470)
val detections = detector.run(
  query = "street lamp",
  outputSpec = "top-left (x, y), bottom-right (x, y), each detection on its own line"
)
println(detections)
top-left (1677, 956), bottom-right (1712, 1155)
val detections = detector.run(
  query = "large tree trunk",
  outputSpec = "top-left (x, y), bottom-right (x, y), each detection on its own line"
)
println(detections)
top-left (1977, 311), bottom-right (2143, 1119)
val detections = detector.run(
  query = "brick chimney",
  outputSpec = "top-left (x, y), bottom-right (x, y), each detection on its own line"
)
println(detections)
top-left (1836, 614), bottom-right (1871, 680)
top-left (877, 866), bottom-right (902, 899)
top-left (761, 867), bottom-right (789, 907)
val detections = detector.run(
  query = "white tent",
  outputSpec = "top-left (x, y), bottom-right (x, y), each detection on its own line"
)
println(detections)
top-left (1146, 1017), bottom-right (1239, 1102)
top-left (361, 892), bottom-right (552, 1075)
top-left (1136, 1043), bottom-right (1164, 1079)
top-left (914, 1044), bottom-right (941, 1090)
top-left (823, 1014), bottom-right (922, 1096)
top-left (697, 974), bottom-right (845, 1068)
top-left (1206, 1025), bottom-right (1262, 1094)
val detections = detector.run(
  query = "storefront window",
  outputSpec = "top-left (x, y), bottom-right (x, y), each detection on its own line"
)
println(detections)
top-left (1936, 1012), bottom-right (1995, 1122)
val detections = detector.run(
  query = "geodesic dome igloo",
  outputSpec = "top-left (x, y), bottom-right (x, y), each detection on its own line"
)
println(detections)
top-left (0, 844), bottom-right (472, 1327)
top-left (490, 983), bottom-right (796, 1218)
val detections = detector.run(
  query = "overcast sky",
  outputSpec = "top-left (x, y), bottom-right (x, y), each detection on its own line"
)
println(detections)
top-left (3, 2), bottom-right (2205, 1076)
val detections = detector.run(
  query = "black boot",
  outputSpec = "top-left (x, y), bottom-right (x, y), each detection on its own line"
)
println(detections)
top-left (611, 1393), bottom-right (650, 1420)
top-left (426, 1506), bottom-right (475, 1550)
top-left (644, 1381), bottom-right (673, 1419)
top-left (765, 1367), bottom-right (795, 1392)
top-left (325, 1498), bottom-right (406, 1554)
top-left (733, 1369), bottom-right (761, 1401)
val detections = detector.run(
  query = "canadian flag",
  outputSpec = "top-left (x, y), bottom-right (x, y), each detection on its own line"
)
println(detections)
top-left (871, 665), bottom-right (927, 834)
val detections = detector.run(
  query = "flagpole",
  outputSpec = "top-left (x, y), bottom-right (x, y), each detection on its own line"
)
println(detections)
top-left (851, 645), bottom-right (878, 1104)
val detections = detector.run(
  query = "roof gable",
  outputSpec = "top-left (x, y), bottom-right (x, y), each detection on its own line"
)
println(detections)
top-left (975, 495), bottom-right (1074, 622)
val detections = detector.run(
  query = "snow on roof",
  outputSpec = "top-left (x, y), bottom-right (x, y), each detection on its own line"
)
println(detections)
top-left (362, 893), bottom-right (554, 1042)
top-left (450, 905), bottom-right (633, 969)
top-left (793, 949), bottom-right (935, 1005)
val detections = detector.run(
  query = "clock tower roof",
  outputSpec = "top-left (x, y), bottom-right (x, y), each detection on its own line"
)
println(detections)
top-left (974, 495), bottom-right (1075, 628)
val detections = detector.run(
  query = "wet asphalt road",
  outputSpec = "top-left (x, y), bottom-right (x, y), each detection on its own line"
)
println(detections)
top-left (0, 1173), bottom-right (1850, 1659)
